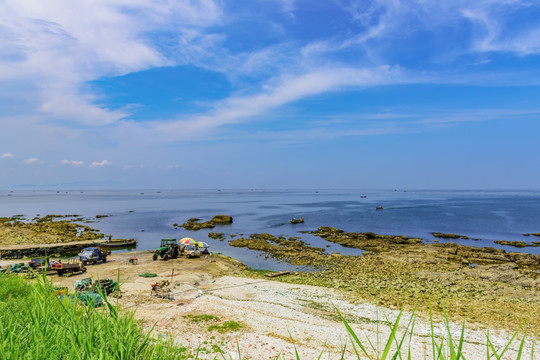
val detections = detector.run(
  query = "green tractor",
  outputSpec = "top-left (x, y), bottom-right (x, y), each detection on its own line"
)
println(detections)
top-left (153, 238), bottom-right (180, 261)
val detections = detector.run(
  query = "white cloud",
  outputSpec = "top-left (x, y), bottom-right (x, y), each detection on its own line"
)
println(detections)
top-left (0, 0), bottom-right (223, 126)
top-left (24, 157), bottom-right (39, 164)
top-left (90, 160), bottom-right (112, 168)
top-left (1, 153), bottom-right (13, 158)
top-left (59, 159), bottom-right (84, 166)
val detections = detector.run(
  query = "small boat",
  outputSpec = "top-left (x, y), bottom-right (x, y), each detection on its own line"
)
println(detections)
top-left (289, 217), bottom-right (304, 224)
top-left (376, 206), bottom-right (384, 210)
top-left (96, 239), bottom-right (137, 249)
top-left (265, 271), bottom-right (290, 278)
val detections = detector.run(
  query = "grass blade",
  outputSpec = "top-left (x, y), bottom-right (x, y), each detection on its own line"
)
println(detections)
top-left (380, 306), bottom-right (404, 360)
top-left (335, 307), bottom-right (370, 357)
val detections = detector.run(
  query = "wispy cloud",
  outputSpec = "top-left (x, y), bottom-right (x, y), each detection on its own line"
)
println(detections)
top-left (90, 160), bottom-right (112, 168)
top-left (24, 157), bottom-right (39, 164)
top-left (213, 107), bottom-right (540, 144)
top-left (59, 159), bottom-right (84, 166)
top-left (1, 153), bottom-right (13, 158)
top-left (153, 65), bottom-right (406, 139)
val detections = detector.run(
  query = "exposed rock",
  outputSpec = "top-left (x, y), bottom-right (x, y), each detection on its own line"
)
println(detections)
top-left (494, 240), bottom-right (538, 248)
top-left (182, 220), bottom-right (215, 231)
top-left (307, 226), bottom-right (422, 252)
top-left (208, 232), bottom-right (225, 241)
top-left (236, 228), bottom-right (540, 331)
top-left (181, 215), bottom-right (233, 231)
top-left (211, 215), bottom-right (233, 224)
top-left (0, 214), bottom-right (104, 246)
top-left (432, 233), bottom-right (462, 239)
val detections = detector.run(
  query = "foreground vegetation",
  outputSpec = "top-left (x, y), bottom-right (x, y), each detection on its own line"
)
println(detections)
top-left (0, 273), bottom-right (187, 359)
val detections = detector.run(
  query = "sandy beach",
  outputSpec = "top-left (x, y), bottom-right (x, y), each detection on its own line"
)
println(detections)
top-left (2, 251), bottom-right (536, 359)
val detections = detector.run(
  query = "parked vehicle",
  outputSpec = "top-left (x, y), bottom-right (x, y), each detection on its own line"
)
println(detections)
top-left (28, 257), bottom-right (59, 275)
top-left (28, 257), bottom-right (50, 270)
top-left (54, 261), bottom-right (87, 276)
top-left (78, 247), bottom-right (111, 265)
top-left (153, 238), bottom-right (180, 261)
top-left (183, 244), bottom-right (201, 258)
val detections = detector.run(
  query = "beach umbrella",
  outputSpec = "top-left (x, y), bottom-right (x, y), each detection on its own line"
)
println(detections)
top-left (198, 242), bottom-right (209, 248)
top-left (179, 237), bottom-right (197, 245)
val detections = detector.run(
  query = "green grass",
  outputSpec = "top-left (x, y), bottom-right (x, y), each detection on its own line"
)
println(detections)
top-left (0, 272), bottom-right (189, 359)
top-left (184, 314), bottom-right (220, 323)
top-left (208, 320), bottom-right (243, 334)
top-left (336, 305), bottom-right (536, 360)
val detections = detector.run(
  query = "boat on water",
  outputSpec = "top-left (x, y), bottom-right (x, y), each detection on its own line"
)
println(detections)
top-left (289, 217), bottom-right (304, 224)
top-left (95, 239), bottom-right (137, 249)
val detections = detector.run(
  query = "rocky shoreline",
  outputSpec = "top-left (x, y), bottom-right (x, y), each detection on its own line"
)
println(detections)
top-left (229, 227), bottom-right (540, 331)
top-left (2, 213), bottom-right (539, 331)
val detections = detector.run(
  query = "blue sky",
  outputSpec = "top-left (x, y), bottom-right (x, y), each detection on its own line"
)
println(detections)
top-left (1, 0), bottom-right (539, 189)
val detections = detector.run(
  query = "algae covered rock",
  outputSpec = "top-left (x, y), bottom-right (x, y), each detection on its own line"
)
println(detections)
top-left (182, 219), bottom-right (215, 231)
top-left (308, 226), bottom-right (422, 252)
top-left (208, 232), bottom-right (225, 240)
top-left (432, 233), bottom-right (462, 239)
top-left (181, 215), bottom-right (233, 231)
top-left (0, 214), bottom-right (103, 246)
top-left (211, 215), bottom-right (233, 224)
top-left (494, 240), bottom-right (537, 248)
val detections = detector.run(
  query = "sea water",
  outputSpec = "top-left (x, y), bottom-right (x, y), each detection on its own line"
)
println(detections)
top-left (1, 189), bottom-right (539, 270)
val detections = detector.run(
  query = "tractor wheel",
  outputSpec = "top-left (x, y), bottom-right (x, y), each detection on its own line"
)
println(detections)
top-left (172, 248), bottom-right (179, 258)
top-left (57, 270), bottom-right (64, 276)
top-left (153, 254), bottom-right (158, 261)
top-left (163, 254), bottom-right (169, 261)
top-left (102, 257), bottom-right (107, 263)
top-left (81, 266), bottom-right (87, 273)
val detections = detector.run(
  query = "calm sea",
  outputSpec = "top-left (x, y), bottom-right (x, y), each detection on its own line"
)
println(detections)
top-left (1, 189), bottom-right (539, 270)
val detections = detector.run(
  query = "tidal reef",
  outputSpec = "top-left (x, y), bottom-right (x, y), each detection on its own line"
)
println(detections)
top-left (235, 227), bottom-right (540, 331)
top-left (307, 226), bottom-right (422, 251)
top-left (432, 232), bottom-right (469, 239)
top-left (230, 233), bottom-right (325, 264)
top-left (0, 215), bottom-right (104, 246)
top-left (494, 240), bottom-right (539, 248)
top-left (208, 232), bottom-right (225, 241)
top-left (180, 215), bottom-right (233, 231)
